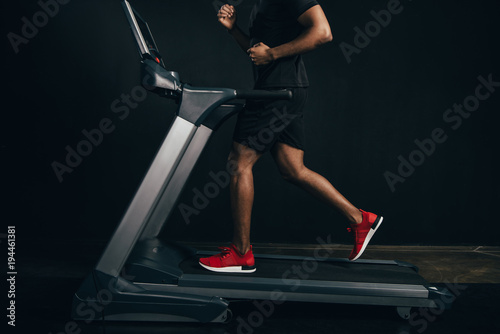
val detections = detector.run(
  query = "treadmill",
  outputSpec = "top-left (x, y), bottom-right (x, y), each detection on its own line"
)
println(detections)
top-left (72, 0), bottom-right (454, 323)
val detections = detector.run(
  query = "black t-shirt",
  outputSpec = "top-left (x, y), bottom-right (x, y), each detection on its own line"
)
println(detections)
top-left (249, 0), bottom-right (319, 89)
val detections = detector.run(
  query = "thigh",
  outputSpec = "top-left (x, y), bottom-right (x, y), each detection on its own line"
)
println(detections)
top-left (276, 88), bottom-right (308, 152)
top-left (232, 88), bottom-right (307, 153)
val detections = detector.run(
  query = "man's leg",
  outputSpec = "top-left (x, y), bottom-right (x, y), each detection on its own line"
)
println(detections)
top-left (271, 141), bottom-right (383, 261)
top-left (229, 142), bottom-right (263, 254)
top-left (271, 142), bottom-right (363, 224)
top-left (198, 141), bottom-right (261, 273)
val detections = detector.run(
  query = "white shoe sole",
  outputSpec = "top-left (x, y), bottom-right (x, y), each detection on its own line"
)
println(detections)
top-left (199, 262), bottom-right (256, 273)
top-left (350, 216), bottom-right (383, 261)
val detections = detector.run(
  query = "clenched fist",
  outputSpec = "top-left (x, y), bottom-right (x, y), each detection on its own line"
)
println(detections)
top-left (217, 4), bottom-right (237, 31)
top-left (247, 42), bottom-right (274, 66)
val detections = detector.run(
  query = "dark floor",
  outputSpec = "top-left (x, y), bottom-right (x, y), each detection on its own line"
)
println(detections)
top-left (8, 240), bottom-right (500, 334)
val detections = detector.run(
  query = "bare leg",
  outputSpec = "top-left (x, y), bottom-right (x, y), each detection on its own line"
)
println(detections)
top-left (228, 142), bottom-right (263, 254)
top-left (271, 142), bottom-right (362, 224)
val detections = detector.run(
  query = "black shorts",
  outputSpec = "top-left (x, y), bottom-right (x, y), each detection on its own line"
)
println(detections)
top-left (233, 87), bottom-right (308, 153)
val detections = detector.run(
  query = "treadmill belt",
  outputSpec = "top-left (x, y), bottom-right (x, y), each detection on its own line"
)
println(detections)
top-left (180, 256), bottom-right (426, 285)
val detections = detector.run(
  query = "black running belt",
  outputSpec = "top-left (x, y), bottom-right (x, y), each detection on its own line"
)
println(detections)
top-left (179, 257), bottom-right (426, 285)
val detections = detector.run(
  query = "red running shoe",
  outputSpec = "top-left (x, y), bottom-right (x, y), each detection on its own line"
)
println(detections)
top-left (199, 244), bottom-right (256, 273)
top-left (347, 210), bottom-right (383, 261)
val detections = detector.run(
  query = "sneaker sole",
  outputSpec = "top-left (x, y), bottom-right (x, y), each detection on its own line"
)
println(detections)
top-left (350, 215), bottom-right (383, 261)
top-left (199, 262), bottom-right (256, 273)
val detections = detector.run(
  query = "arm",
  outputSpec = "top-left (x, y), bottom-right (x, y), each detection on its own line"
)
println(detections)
top-left (248, 5), bottom-right (333, 66)
top-left (217, 4), bottom-right (251, 52)
top-left (229, 25), bottom-right (252, 53)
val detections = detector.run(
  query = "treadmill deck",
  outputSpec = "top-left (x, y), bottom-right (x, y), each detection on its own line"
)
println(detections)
top-left (180, 255), bottom-right (427, 285)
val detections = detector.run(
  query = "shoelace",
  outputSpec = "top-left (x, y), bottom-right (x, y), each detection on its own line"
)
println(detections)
top-left (217, 246), bottom-right (232, 259)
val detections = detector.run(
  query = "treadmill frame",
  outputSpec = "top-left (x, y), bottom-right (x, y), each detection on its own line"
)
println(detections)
top-left (72, 0), bottom-right (454, 324)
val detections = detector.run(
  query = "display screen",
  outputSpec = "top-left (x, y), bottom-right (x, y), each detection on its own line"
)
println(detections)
top-left (123, 0), bottom-right (165, 67)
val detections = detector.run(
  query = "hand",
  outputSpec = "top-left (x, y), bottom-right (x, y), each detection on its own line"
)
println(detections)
top-left (247, 42), bottom-right (274, 66)
top-left (217, 4), bottom-right (236, 31)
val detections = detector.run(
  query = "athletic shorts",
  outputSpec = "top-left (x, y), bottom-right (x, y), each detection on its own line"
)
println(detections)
top-left (233, 87), bottom-right (308, 153)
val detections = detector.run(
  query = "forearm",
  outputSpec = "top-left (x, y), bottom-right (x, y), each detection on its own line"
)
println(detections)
top-left (229, 25), bottom-right (251, 53)
top-left (269, 26), bottom-right (332, 61)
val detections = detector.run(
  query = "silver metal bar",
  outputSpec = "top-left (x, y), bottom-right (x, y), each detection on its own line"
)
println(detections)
top-left (140, 126), bottom-right (214, 240)
top-left (179, 274), bottom-right (430, 298)
top-left (96, 117), bottom-right (197, 277)
top-left (134, 282), bottom-right (436, 308)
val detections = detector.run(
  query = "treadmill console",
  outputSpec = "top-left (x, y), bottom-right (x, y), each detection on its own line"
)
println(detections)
top-left (122, 0), bottom-right (181, 98)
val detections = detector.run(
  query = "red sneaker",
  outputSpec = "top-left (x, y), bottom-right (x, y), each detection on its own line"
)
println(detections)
top-left (347, 210), bottom-right (383, 261)
top-left (199, 244), bottom-right (256, 273)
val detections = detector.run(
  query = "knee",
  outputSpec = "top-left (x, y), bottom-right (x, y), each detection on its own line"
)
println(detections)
top-left (228, 150), bottom-right (255, 178)
top-left (231, 162), bottom-right (253, 178)
top-left (280, 166), bottom-right (307, 184)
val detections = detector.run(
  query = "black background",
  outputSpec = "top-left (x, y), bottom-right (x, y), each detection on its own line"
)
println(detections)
top-left (2, 0), bottom-right (500, 247)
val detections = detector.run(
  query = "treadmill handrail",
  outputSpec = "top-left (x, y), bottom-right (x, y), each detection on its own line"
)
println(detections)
top-left (235, 89), bottom-right (293, 100)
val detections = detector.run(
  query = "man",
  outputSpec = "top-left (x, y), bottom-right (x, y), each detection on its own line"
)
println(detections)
top-left (199, 0), bottom-right (382, 273)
